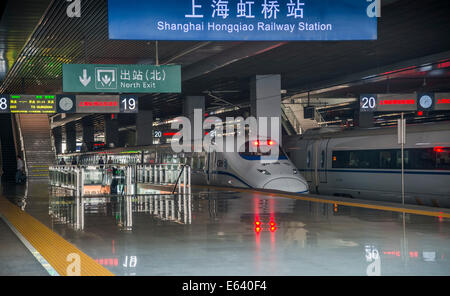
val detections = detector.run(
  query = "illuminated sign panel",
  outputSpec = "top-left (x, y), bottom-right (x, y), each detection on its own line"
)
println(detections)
top-left (63, 64), bottom-right (181, 93)
top-left (435, 93), bottom-right (450, 111)
top-left (376, 94), bottom-right (417, 112)
top-left (75, 95), bottom-right (120, 113)
top-left (108, 0), bottom-right (377, 41)
top-left (7, 95), bottom-right (56, 114)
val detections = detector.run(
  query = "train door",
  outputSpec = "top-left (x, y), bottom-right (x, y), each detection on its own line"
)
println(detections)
top-left (313, 140), bottom-right (320, 192)
top-left (319, 139), bottom-right (329, 183)
top-left (305, 141), bottom-right (313, 183)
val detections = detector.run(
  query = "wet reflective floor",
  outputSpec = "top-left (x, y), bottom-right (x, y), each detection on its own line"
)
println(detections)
top-left (1, 181), bottom-right (450, 276)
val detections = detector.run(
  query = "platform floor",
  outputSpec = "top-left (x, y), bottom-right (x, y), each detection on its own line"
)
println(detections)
top-left (0, 181), bottom-right (449, 276)
top-left (0, 219), bottom-right (48, 276)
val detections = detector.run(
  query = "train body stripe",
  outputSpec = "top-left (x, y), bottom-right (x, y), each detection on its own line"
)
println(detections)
top-left (298, 168), bottom-right (450, 175)
top-left (210, 170), bottom-right (253, 188)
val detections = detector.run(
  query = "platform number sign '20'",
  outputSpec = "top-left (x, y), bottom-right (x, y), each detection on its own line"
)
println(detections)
top-left (119, 95), bottom-right (138, 113)
top-left (360, 94), bottom-right (377, 112)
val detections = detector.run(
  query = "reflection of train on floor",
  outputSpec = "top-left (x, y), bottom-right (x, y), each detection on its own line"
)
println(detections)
top-left (61, 137), bottom-right (309, 194)
top-left (284, 122), bottom-right (450, 207)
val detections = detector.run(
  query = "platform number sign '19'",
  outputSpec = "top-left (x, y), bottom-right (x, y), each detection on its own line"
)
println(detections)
top-left (0, 95), bottom-right (10, 113)
top-left (360, 94), bottom-right (377, 112)
top-left (119, 95), bottom-right (138, 113)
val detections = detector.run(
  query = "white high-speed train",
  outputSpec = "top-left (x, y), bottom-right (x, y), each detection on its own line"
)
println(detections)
top-left (65, 137), bottom-right (309, 194)
top-left (284, 122), bottom-right (450, 207)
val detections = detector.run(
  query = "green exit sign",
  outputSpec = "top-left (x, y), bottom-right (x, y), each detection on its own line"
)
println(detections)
top-left (63, 64), bottom-right (181, 93)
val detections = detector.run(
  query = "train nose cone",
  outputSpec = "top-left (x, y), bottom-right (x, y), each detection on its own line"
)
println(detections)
top-left (263, 178), bottom-right (309, 193)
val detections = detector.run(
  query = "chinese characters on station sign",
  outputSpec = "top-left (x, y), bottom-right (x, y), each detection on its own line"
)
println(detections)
top-left (63, 64), bottom-right (181, 93)
top-left (108, 0), bottom-right (377, 41)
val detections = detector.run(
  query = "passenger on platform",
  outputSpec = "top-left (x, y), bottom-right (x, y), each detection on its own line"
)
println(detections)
top-left (59, 158), bottom-right (66, 165)
top-left (16, 155), bottom-right (25, 184)
top-left (99, 156), bottom-right (105, 169)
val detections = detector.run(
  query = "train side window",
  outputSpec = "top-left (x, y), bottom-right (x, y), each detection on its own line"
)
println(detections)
top-left (379, 151), bottom-right (394, 169)
top-left (436, 147), bottom-right (450, 170)
top-left (332, 151), bottom-right (348, 168)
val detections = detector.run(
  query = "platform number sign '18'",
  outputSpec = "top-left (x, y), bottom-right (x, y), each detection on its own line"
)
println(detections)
top-left (119, 95), bottom-right (138, 113)
top-left (360, 94), bottom-right (377, 112)
top-left (0, 95), bottom-right (10, 113)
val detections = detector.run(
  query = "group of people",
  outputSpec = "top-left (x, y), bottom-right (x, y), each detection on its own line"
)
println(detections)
top-left (58, 156), bottom-right (112, 167)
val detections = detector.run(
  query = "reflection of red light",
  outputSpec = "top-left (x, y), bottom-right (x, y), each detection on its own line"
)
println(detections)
top-left (434, 146), bottom-right (445, 153)
top-left (409, 251), bottom-right (418, 258)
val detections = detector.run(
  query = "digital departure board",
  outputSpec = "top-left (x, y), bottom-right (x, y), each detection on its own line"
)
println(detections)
top-left (435, 93), bottom-right (450, 111)
top-left (360, 93), bottom-right (450, 112)
top-left (0, 94), bottom-right (56, 114)
top-left (0, 94), bottom-right (138, 114)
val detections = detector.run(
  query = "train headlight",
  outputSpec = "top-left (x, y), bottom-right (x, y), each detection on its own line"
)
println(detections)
top-left (257, 169), bottom-right (271, 175)
top-left (293, 169), bottom-right (298, 175)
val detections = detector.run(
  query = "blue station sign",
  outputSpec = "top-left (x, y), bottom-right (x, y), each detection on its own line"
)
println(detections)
top-left (108, 0), bottom-right (378, 41)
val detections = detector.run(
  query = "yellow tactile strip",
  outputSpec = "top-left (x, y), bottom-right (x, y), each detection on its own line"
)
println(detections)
top-left (193, 185), bottom-right (450, 219)
top-left (0, 197), bottom-right (114, 276)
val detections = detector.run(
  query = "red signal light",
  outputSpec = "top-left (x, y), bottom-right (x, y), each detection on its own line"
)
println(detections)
top-left (253, 140), bottom-right (260, 147)
top-left (417, 111), bottom-right (423, 116)
top-left (255, 226), bottom-right (261, 233)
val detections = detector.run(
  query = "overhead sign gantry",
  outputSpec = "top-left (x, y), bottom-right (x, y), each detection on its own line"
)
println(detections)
top-left (108, 0), bottom-right (378, 41)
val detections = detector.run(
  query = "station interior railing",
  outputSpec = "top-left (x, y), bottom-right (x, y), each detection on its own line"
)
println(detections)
top-left (48, 164), bottom-right (192, 230)
top-left (49, 164), bottom-right (191, 197)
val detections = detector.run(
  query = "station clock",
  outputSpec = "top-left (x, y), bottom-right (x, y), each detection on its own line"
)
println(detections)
top-left (417, 93), bottom-right (434, 111)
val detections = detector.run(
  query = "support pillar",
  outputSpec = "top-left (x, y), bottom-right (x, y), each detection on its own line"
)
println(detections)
top-left (250, 75), bottom-right (282, 146)
top-left (65, 122), bottom-right (77, 153)
top-left (136, 110), bottom-right (153, 146)
top-left (82, 117), bottom-right (94, 151)
top-left (105, 114), bottom-right (119, 148)
top-left (53, 127), bottom-right (62, 155)
top-left (358, 111), bottom-right (374, 128)
top-left (183, 96), bottom-right (205, 147)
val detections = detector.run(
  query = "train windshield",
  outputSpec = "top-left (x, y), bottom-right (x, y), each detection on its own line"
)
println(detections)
top-left (238, 141), bottom-right (287, 160)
